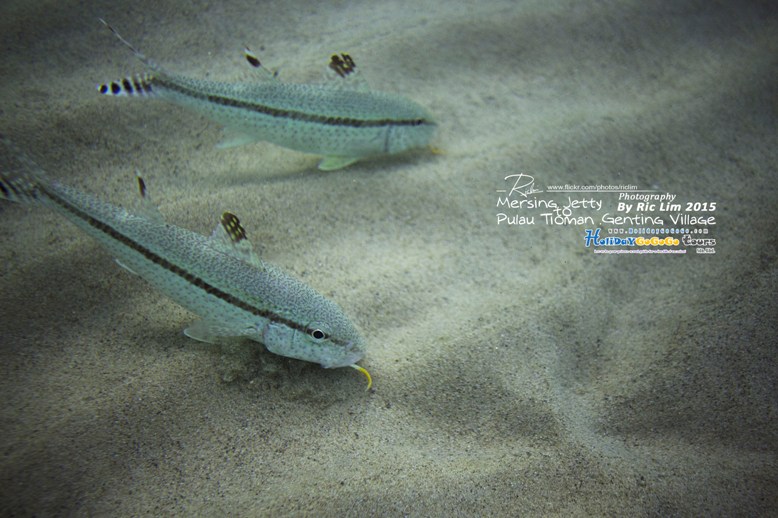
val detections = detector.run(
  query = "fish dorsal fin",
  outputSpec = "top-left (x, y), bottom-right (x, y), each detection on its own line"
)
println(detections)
top-left (243, 46), bottom-right (281, 82)
top-left (326, 52), bottom-right (370, 91)
top-left (134, 172), bottom-right (166, 224)
top-left (112, 173), bottom-right (163, 274)
top-left (329, 53), bottom-right (357, 79)
top-left (209, 211), bottom-right (264, 269)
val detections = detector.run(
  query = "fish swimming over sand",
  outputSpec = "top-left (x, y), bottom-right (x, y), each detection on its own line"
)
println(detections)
top-left (0, 136), bottom-right (371, 388)
top-left (96, 20), bottom-right (436, 170)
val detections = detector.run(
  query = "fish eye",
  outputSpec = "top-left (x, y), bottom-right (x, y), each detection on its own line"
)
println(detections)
top-left (308, 328), bottom-right (328, 341)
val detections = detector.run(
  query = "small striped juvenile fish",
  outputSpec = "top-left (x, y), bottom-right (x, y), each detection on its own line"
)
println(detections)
top-left (0, 137), bottom-right (371, 389)
top-left (97, 20), bottom-right (436, 170)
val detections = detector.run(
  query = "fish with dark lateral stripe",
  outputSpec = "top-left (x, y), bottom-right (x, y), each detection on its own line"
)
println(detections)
top-left (97, 19), bottom-right (436, 171)
top-left (0, 136), bottom-right (372, 389)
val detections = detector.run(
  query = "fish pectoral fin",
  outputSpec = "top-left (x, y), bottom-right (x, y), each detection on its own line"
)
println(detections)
top-left (184, 319), bottom-right (244, 343)
top-left (318, 156), bottom-right (360, 171)
top-left (114, 258), bottom-right (139, 275)
top-left (216, 129), bottom-right (258, 149)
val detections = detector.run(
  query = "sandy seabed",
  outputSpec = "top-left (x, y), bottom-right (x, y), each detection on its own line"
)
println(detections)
top-left (1, 0), bottom-right (776, 515)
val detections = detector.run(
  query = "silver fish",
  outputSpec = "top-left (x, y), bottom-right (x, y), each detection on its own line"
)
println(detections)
top-left (97, 19), bottom-right (436, 171)
top-left (0, 137), bottom-right (372, 389)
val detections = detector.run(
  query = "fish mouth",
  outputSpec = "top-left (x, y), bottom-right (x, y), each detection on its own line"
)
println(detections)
top-left (323, 343), bottom-right (365, 369)
top-left (340, 352), bottom-right (366, 369)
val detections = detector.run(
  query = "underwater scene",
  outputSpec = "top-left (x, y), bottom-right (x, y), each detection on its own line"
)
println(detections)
top-left (1, 0), bottom-right (776, 515)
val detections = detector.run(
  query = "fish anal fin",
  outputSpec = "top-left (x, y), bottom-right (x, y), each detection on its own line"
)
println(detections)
top-left (216, 129), bottom-right (258, 149)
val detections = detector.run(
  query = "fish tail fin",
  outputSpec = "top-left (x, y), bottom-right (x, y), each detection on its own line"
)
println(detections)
top-left (97, 19), bottom-right (166, 97)
top-left (0, 135), bottom-right (48, 205)
top-left (97, 73), bottom-right (156, 97)
top-left (98, 18), bottom-right (164, 73)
